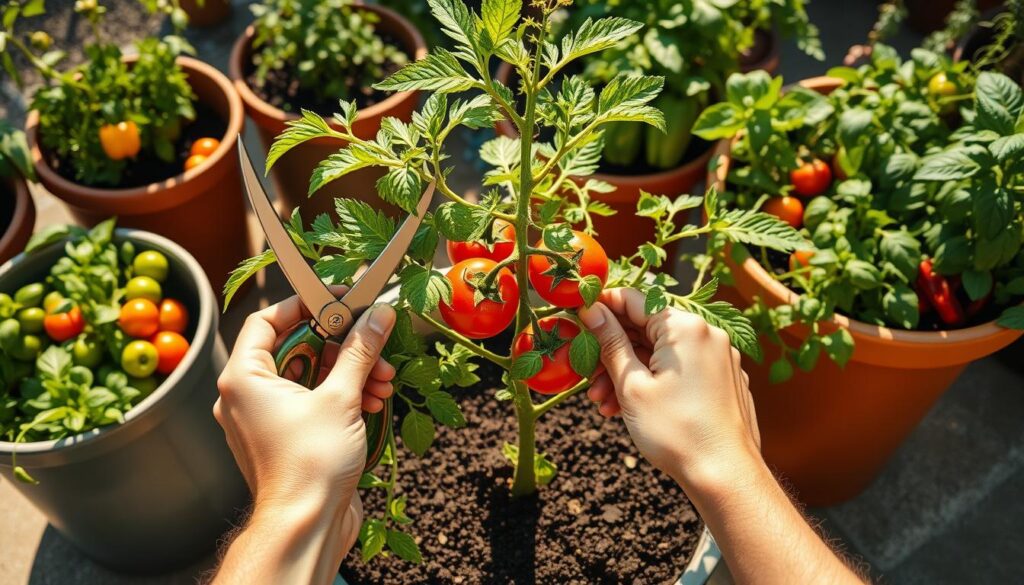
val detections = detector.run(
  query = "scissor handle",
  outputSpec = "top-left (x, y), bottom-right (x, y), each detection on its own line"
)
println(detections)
top-left (275, 322), bottom-right (391, 471)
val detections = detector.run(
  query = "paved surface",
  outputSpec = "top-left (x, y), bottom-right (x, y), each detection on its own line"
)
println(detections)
top-left (3, 1), bottom-right (1024, 584)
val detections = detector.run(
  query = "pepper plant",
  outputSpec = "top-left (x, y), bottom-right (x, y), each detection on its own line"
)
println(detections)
top-left (696, 46), bottom-right (1024, 383)
top-left (0, 0), bottom-right (195, 186)
top-left (226, 0), bottom-right (802, 564)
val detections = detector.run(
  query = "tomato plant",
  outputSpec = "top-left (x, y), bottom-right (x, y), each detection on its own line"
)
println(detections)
top-left (1, 219), bottom-right (194, 483)
top-left (0, 0), bottom-right (196, 186)
top-left (438, 258), bottom-right (519, 339)
top-left (762, 196), bottom-right (804, 229)
top-left (694, 46), bottom-right (1024, 384)
top-left (225, 0), bottom-right (802, 565)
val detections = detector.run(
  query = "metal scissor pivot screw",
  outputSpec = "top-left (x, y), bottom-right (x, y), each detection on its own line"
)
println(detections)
top-left (329, 315), bottom-right (343, 328)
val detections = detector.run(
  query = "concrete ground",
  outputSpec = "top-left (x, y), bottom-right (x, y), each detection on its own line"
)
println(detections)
top-left (2, 1), bottom-right (1023, 584)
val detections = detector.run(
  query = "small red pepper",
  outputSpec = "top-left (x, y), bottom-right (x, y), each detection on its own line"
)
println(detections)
top-left (916, 259), bottom-right (965, 326)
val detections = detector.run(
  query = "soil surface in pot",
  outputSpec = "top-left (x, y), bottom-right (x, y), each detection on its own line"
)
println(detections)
top-left (244, 32), bottom-right (409, 117)
top-left (340, 364), bottom-right (701, 584)
top-left (45, 102), bottom-right (227, 189)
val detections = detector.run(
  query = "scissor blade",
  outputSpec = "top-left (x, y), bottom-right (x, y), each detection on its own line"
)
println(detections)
top-left (341, 181), bottom-right (437, 314)
top-left (237, 137), bottom-right (340, 330)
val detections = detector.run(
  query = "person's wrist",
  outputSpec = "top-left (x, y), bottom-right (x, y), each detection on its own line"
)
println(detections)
top-left (672, 439), bottom-right (767, 504)
top-left (255, 478), bottom-right (353, 528)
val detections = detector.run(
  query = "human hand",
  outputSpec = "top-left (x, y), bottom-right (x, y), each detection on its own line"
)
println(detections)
top-left (578, 287), bottom-right (761, 489)
top-left (214, 294), bottom-right (397, 555)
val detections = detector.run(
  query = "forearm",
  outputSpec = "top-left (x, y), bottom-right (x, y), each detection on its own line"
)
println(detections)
top-left (211, 492), bottom-right (359, 585)
top-left (681, 451), bottom-right (864, 585)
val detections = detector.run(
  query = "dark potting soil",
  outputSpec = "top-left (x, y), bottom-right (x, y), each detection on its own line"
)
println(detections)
top-left (47, 101), bottom-right (228, 189)
top-left (0, 185), bottom-right (13, 233)
top-left (760, 247), bottom-right (1006, 331)
top-left (340, 366), bottom-right (701, 584)
top-left (244, 32), bottom-right (409, 117)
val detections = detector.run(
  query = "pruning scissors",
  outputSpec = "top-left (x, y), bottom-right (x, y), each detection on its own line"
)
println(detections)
top-left (237, 137), bottom-right (435, 470)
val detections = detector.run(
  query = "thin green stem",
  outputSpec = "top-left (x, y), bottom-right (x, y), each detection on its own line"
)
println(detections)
top-left (533, 378), bottom-right (590, 418)
top-left (417, 312), bottom-right (511, 368)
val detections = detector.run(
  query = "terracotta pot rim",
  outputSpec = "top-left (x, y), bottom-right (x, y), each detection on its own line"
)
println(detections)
top-left (228, 4), bottom-right (427, 132)
top-left (708, 75), bottom-right (1020, 347)
top-left (492, 61), bottom-right (715, 201)
top-left (25, 55), bottom-right (244, 204)
top-left (0, 177), bottom-right (33, 259)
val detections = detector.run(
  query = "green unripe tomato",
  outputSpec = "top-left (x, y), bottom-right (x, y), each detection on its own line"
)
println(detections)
top-left (73, 336), bottom-right (104, 368)
top-left (14, 283), bottom-right (46, 307)
top-left (0, 318), bottom-right (21, 350)
top-left (11, 334), bottom-right (43, 362)
top-left (129, 376), bottom-right (160, 399)
top-left (43, 291), bottom-right (65, 313)
top-left (17, 307), bottom-right (46, 334)
top-left (121, 340), bottom-right (159, 378)
top-left (125, 276), bottom-right (163, 304)
top-left (133, 251), bottom-right (170, 283)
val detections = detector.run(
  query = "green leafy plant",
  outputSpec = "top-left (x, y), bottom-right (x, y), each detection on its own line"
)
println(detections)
top-left (696, 46), bottom-right (1024, 383)
top-left (226, 0), bottom-right (801, 564)
top-left (248, 0), bottom-right (409, 109)
top-left (0, 0), bottom-right (196, 186)
top-left (556, 0), bottom-right (823, 171)
top-left (0, 121), bottom-right (34, 182)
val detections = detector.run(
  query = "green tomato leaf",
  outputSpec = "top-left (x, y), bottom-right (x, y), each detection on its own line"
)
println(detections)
top-left (569, 329), bottom-right (600, 378)
top-left (400, 409), bottom-right (435, 457)
top-left (359, 519), bottom-right (387, 563)
top-left (426, 391), bottom-right (466, 428)
top-left (511, 351), bottom-right (543, 380)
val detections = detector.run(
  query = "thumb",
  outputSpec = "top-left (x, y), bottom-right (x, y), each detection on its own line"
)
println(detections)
top-left (578, 302), bottom-right (648, 389)
top-left (319, 304), bottom-right (396, 407)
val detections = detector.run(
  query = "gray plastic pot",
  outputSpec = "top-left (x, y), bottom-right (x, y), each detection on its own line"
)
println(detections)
top-left (0, 228), bottom-right (248, 573)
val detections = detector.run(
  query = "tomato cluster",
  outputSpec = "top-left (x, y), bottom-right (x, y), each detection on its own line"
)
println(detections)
top-left (184, 137), bottom-right (220, 172)
top-left (763, 157), bottom-right (836, 230)
top-left (0, 249), bottom-right (192, 393)
top-left (440, 223), bottom-right (609, 395)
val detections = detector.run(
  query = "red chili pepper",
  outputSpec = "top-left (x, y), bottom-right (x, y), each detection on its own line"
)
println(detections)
top-left (916, 259), bottom-right (965, 326)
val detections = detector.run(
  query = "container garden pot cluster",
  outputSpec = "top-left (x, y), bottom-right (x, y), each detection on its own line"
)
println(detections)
top-left (223, 0), bottom-right (803, 578)
top-left (229, 0), bottom-right (427, 227)
top-left (495, 0), bottom-right (822, 261)
top-left (2, 0), bottom-right (252, 296)
top-left (695, 45), bottom-right (1024, 505)
top-left (0, 223), bottom-right (247, 571)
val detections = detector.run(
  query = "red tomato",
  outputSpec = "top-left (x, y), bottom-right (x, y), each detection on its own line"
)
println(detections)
top-left (512, 317), bottom-right (582, 395)
top-left (189, 137), bottom-right (221, 158)
top-left (151, 331), bottom-right (190, 375)
top-left (43, 305), bottom-right (84, 343)
top-left (790, 158), bottom-right (832, 198)
top-left (158, 299), bottom-right (189, 334)
top-left (762, 196), bottom-right (804, 229)
top-left (447, 220), bottom-right (516, 264)
top-left (119, 298), bottom-right (160, 338)
top-left (184, 154), bottom-right (207, 171)
top-left (439, 258), bottom-right (519, 339)
top-left (789, 249), bottom-right (815, 271)
top-left (527, 231), bottom-right (608, 308)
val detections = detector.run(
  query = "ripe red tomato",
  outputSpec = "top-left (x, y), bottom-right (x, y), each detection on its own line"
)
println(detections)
top-left (789, 249), bottom-right (815, 271)
top-left (512, 317), bottom-right (582, 395)
top-left (439, 258), bottom-right (519, 339)
top-left (158, 298), bottom-right (189, 334)
top-left (189, 137), bottom-right (221, 158)
top-left (446, 220), bottom-right (517, 265)
top-left (119, 298), bottom-right (160, 338)
top-left (43, 305), bottom-right (84, 343)
top-left (151, 331), bottom-right (190, 375)
top-left (527, 230), bottom-right (608, 308)
top-left (762, 196), bottom-right (804, 229)
top-left (790, 158), bottom-right (832, 198)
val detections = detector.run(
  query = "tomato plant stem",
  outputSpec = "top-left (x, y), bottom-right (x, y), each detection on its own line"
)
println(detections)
top-left (533, 378), bottom-right (590, 418)
top-left (416, 312), bottom-right (510, 368)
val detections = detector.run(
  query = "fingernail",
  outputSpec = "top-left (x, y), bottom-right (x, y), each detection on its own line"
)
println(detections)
top-left (367, 304), bottom-right (395, 335)
top-left (579, 304), bottom-right (605, 329)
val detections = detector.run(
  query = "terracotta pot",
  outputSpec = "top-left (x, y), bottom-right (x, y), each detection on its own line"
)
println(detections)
top-left (0, 176), bottom-right (35, 265)
top-left (708, 76), bottom-right (1024, 506)
top-left (740, 29), bottom-right (780, 75)
top-left (494, 63), bottom-right (712, 263)
top-left (179, 0), bottom-right (231, 28)
top-left (26, 56), bottom-right (250, 298)
top-left (229, 5), bottom-right (427, 227)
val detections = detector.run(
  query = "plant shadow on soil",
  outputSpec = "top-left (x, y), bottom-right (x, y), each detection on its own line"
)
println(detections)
top-left (339, 347), bottom-right (701, 585)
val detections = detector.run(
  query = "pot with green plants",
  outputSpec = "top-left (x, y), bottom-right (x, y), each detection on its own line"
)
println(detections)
top-left (3, 0), bottom-right (250, 295)
top-left (229, 0), bottom-right (427, 227)
top-left (695, 46), bottom-right (1024, 506)
top-left (0, 219), bottom-right (247, 571)
top-left (493, 0), bottom-right (821, 261)
top-left (0, 122), bottom-right (36, 265)
top-left (223, 0), bottom-right (802, 580)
